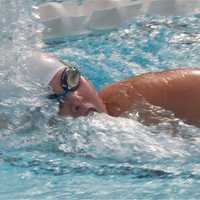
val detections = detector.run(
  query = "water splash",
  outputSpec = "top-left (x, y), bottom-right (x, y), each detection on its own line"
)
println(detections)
top-left (0, 1), bottom-right (200, 199)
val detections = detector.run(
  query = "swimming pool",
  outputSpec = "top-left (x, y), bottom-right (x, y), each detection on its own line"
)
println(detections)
top-left (0, 0), bottom-right (200, 199)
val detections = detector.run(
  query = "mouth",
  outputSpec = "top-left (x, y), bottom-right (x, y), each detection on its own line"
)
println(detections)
top-left (85, 108), bottom-right (97, 116)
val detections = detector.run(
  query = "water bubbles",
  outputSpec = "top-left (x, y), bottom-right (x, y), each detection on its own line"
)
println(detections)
top-left (0, 1), bottom-right (200, 199)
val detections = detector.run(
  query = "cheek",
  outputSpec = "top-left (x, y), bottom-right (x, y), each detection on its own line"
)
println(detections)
top-left (79, 85), bottom-right (99, 101)
top-left (58, 102), bottom-right (71, 116)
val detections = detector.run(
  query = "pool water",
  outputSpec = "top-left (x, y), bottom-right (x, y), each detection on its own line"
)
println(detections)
top-left (0, 0), bottom-right (200, 199)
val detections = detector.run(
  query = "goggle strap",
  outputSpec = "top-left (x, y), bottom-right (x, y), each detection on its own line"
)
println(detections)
top-left (57, 87), bottom-right (69, 103)
top-left (47, 65), bottom-right (80, 103)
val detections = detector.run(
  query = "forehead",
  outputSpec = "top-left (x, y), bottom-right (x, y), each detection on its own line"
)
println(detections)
top-left (80, 76), bottom-right (93, 88)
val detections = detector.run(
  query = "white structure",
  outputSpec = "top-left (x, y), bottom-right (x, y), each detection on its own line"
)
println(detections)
top-left (144, 0), bottom-right (200, 15)
top-left (37, 0), bottom-right (200, 40)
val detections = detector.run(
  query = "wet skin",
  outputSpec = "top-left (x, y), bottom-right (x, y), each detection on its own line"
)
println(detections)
top-left (49, 68), bottom-right (107, 117)
top-left (99, 68), bottom-right (200, 126)
top-left (50, 67), bottom-right (200, 126)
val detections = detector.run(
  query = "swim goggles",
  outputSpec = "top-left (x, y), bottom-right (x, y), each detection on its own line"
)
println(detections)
top-left (47, 63), bottom-right (80, 103)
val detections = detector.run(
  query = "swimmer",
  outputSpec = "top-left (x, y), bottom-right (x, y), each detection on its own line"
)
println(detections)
top-left (27, 52), bottom-right (200, 126)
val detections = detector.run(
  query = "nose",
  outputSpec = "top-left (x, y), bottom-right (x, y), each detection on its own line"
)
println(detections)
top-left (71, 100), bottom-right (82, 114)
top-left (70, 94), bottom-right (94, 116)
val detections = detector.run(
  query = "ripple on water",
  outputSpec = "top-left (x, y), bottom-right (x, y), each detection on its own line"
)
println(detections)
top-left (0, 1), bottom-right (200, 199)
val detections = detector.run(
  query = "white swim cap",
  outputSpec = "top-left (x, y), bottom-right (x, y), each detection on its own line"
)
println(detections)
top-left (26, 51), bottom-right (65, 86)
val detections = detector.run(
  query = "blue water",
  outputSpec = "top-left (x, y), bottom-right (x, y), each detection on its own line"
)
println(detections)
top-left (0, 0), bottom-right (200, 199)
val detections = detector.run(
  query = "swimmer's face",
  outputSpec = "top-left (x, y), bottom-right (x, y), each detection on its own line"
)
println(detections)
top-left (49, 69), bottom-right (107, 117)
top-left (58, 77), bottom-right (107, 117)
